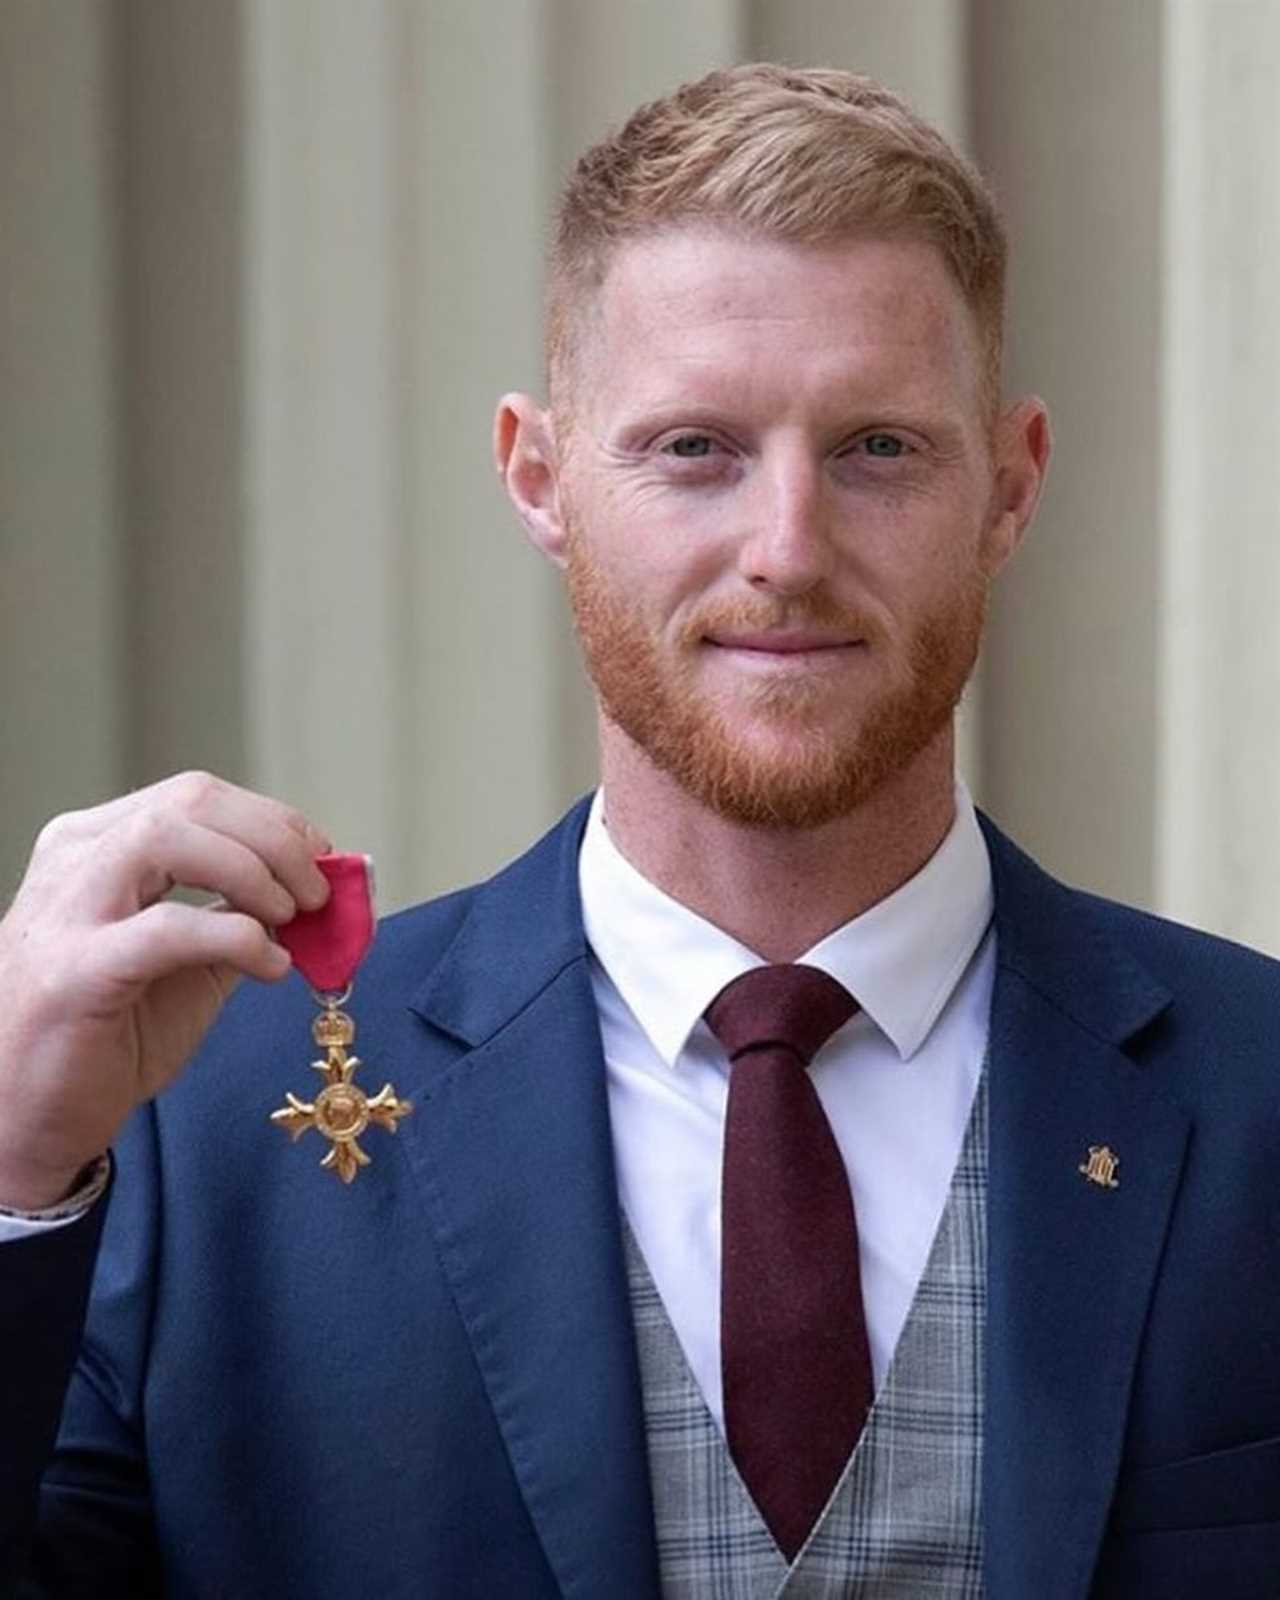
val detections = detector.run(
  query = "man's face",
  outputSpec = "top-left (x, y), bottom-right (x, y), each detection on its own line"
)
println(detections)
top-left (552, 227), bottom-right (1021, 829)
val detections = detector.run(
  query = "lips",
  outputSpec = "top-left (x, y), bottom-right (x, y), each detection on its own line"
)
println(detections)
top-left (706, 632), bottom-right (862, 653)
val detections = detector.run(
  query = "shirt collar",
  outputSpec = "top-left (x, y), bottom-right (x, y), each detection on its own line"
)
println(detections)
top-left (578, 782), bottom-right (993, 1067)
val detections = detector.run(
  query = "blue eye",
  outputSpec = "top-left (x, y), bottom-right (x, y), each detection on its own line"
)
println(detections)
top-left (666, 435), bottom-right (715, 458)
top-left (863, 434), bottom-right (906, 458)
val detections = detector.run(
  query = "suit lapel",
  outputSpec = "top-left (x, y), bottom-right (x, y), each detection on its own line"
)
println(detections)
top-left (395, 801), bottom-right (660, 1600)
top-left (382, 801), bottom-right (1192, 1600)
top-left (980, 820), bottom-right (1191, 1600)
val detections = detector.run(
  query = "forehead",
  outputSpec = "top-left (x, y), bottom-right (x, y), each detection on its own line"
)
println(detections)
top-left (579, 226), bottom-right (984, 420)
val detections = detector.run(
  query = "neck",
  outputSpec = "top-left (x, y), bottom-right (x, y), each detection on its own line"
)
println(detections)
top-left (597, 723), bottom-right (958, 963)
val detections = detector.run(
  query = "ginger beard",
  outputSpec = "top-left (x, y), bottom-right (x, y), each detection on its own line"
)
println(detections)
top-left (563, 517), bottom-right (990, 831)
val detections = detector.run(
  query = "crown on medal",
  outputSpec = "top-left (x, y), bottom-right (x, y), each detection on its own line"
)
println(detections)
top-left (312, 1005), bottom-right (355, 1049)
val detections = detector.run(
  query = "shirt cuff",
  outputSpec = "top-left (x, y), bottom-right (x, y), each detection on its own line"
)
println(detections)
top-left (0, 1154), bottom-right (111, 1240)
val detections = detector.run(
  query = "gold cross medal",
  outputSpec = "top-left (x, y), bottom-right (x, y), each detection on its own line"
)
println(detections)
top-left (269, 854), bottom-right (411, 1183)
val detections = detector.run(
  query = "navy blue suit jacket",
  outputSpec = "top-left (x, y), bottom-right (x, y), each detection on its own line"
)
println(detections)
top-left (4, 801), bottom-right (1279, 1597)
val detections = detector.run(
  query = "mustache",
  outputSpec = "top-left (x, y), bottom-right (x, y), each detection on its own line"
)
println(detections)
top-left (676, 593), bottom-right (878, 647)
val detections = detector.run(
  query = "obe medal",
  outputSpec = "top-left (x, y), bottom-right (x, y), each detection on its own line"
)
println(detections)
top-left (269, 853), bottom-right (412, 1183)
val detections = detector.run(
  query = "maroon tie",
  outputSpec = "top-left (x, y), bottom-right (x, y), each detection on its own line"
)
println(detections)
top-left (706, 963), bottom-right (872, 1560)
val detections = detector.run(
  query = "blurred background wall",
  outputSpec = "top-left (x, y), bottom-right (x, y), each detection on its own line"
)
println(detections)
top-left (4, 0), bottom-right (1279, 949)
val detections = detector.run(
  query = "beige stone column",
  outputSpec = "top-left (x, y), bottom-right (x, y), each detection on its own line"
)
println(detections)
top-left (242, 0), bottom-right (408, 891)
top-left (392, 0), bottom-right (567, 900)
top-left (1, 2), bottom-right (124, 894)
top-left (971, 0), bottom-right (1165, 909)
top-left (1157, 0), bottom-right (1280, 952)
top-left (118, 0), bottom-right (248, 788)
top-left (974, 0), bottom-right (1280, 953)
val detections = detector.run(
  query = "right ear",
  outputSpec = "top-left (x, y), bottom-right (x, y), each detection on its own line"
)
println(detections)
top-left (493, 393), bottom-right (569, 567)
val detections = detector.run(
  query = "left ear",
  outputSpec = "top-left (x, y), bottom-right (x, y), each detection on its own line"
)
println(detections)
top-left (980, 396), bottom-right (1052, 574)
top-left (493, 392), bottom-right (571, 568)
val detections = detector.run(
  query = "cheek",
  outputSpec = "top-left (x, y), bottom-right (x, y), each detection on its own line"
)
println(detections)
top-left (568, 519), bottom-right (704, 634)
top-left (840, 512), bottom-right (987, 614)
top-left (576, 486), bottom-right (734, 594)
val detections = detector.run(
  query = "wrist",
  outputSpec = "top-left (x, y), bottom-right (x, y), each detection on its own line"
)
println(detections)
top-left (0, 1154), bottom-right (99, 1213)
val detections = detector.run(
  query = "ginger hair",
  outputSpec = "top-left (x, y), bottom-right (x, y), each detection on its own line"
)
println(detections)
top-left (548, 63), bottom-right (1006, 419)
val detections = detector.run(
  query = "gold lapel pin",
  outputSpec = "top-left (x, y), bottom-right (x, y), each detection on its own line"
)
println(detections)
top-left (1078, 1144), bottom-right (1120, 1189)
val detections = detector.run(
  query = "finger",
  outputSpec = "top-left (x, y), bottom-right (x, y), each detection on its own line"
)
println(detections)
top-left (158, 773), bottom-right (333, 910)
top-left (76, 813), bottom-right (308, 929)
top-left (37, 773), bottom-right (333, 909)
top-left (33, 771), bottom-right (246, 850)
top-left (100, 901), bottom-right (293, 988)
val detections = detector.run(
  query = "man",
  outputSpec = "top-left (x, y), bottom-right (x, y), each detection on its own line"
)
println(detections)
top-left (1, 63), bottom-right (1276, 1599)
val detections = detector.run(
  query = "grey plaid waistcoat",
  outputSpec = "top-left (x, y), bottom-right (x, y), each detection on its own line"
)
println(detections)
top-left (625, 1072), bottom-right (987, 1599)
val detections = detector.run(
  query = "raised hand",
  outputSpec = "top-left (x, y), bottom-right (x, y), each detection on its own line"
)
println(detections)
top-left (0, 772), bottom-right (332, 1209)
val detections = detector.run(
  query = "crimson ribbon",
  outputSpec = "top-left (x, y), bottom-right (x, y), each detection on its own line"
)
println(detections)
top-left (275, 852), bottom-right (376, 993)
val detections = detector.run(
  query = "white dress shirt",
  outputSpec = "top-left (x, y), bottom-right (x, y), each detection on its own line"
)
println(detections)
top-left (579, 783), bottom-right (995, 1432)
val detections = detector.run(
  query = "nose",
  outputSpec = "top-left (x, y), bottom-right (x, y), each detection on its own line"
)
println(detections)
top-left (736, 445), bottom-right (834, 596)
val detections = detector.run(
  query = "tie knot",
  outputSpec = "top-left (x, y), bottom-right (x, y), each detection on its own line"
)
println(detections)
top-left (705, 963), bottom-right (857, 1067)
